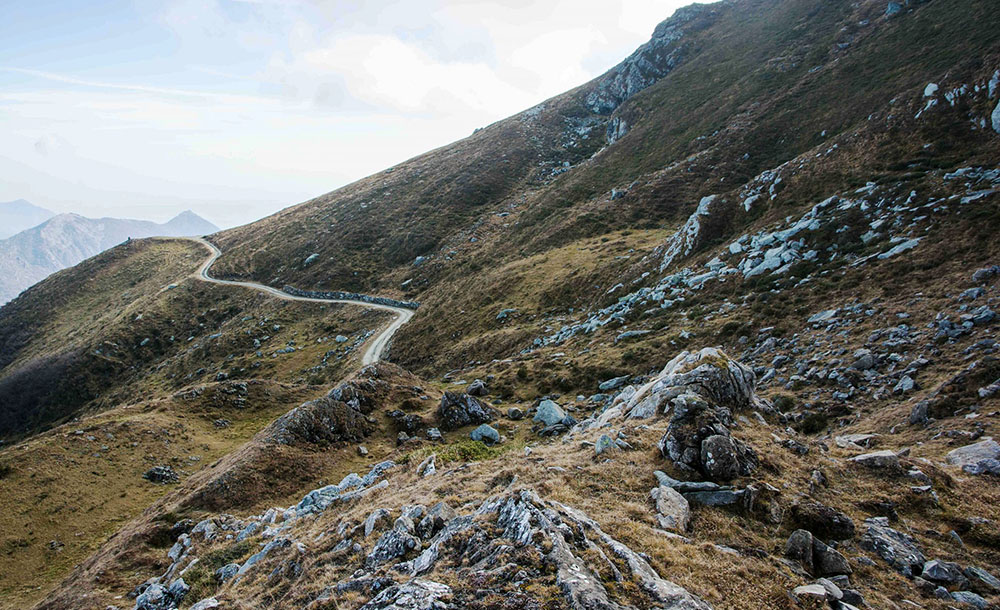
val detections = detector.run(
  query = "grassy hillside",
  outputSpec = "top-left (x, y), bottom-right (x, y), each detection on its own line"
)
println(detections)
top-left (1, 0), bottom-right (999, 608)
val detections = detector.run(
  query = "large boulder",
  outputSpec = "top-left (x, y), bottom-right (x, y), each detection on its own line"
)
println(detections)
top-left (533, 399), bottom-right (567, 426)
top-left (264, 394), bottom-right (371, 445)
top-left (437, 392), bottom-right (497, 430)
top-left (618, 349), bottom-right (766, 482)
top-left (658, 392), bottom-right (758, 482)
top-left (469, 424), bottom-right (500, 445)
top-left (945, 439), bottom-right (1000, 471)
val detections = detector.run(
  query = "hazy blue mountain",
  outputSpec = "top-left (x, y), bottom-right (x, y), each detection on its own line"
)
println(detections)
top-left (0, 210), bottom-right (218, 304)
top-left (0, 199), bottom-right (56, 239)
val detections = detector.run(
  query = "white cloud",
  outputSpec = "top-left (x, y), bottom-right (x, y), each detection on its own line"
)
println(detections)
top-left (0, 0), bottom-right (692, 227)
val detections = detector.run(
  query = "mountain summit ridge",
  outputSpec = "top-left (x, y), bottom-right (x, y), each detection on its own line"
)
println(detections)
top-left (0, 210), bottom-right (218, 305)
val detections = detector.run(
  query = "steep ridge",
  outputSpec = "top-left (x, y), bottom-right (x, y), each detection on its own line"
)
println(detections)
top-left (0, 211), bottom-right (219, 305)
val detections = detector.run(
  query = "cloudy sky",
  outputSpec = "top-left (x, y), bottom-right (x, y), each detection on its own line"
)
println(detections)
top-left (0, 0), bottom-right (693, 228)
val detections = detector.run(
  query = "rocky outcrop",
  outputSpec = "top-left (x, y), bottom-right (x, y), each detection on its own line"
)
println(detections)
top-left (264, 394), bottom-right (371, 445)
top-left (651, 349), bottom-right (767, 481)
top-left (436, 392), bottom-right (497, 430)
top-left (860, 517), bottom-right (926, 577)
top-left (133, 487), bottom-right (710, 610)
top-left (585, 4), bottom-right (724, 116)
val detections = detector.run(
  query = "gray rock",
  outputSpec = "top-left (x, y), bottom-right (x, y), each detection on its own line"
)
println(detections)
top-left (909, 400), bottom-right (929, 425)
top-left (791, 583), bottom-right (829, 604)
top-left (971, 306), bottom-right (995, 326)
top-left (189, 599), bottom-right (219, 610)
top-left (533, 399), bottom-right (566, 426)
top-left (599, 376), bottom-right (629, 391)
top-left (466, 379), bottom-right (487, 396)
top-left (848, 450), bottom-right (900, 470)
top-left (416, 454), bottom-right (436, 477)
top-left (922, 559), bottom-right (966, 585)
top-left (143, 466), bottom-right (179, 485)
top-left (785, 529), bottom-right (814, 568)
top-left (506, 407), bottom-right (524, 420)
top-left (238, 538), bottom-right (291, 577)
top-left (893, 375), bottom-right (916, 394)
top-left (437, 392), bottom-right (496, 430)
top-left (650, 486), bottom-right (690, 532)
top-left (214, 563), bottom-right (240, 583)
top-left (594, 434), bottom-right (616, 456)
top-left (469, 424), bottom-right (500, 445)
top-left (416, 502), bottom-right (455, 540)
top-left (951, 591), bottom-right (989, 609)
top-left (885, 1), bottom-right (903, 16)
top-left (946, 439), bottom-right (1000, 467)
top-left (366, 526), bottom-right (420, 568)
top-left (683, 489), bottom-right (742, 506)
top-left (426, 428), bottom-right (442, 442)
top-left (963, 566), bottom-right (1000, 596)
top-left (364, 508), bottom-right (393, 538)
top-left (134, 579), bottom-right (188, 610)
top-left (790, 502), bottom-right (855, 540)
top-left (700, 434), bottom-right (743, 481)
top-left (813, 539), bottom-right (852, 577)
top-left (972, 266), bottom-right (999, 283)
top-left (860, 517), bottom-right (925, 577)
top-left (359, 578), bottom-right (452, 610)
top-left (835, 434), bottom-right (878, 449)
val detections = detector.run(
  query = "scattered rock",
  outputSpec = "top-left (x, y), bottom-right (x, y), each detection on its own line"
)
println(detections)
top-left (469, 424), bottom-right (500, 445)
top-left (790, 502), bottom-right (856, 541)
top-left (950, 590), bottom-right (989, 609)
top-left (143, 466), bottom-right (179, 485)
top-left (437, 392), bottom-right (496, 430)
top-left (848, 450), bottom-right (900, 470)
top-left (860, 517), bottom-right (926, 577)
top-left (594, 434), bottom-right (616, 456)
top-left (963, 566), bottom-right (1000, 596)
top-left (650, 485), bottom-right (691, 532)
top-left (466, 379), bottom-right (487, 396)
top-left (533, 399), bottom-right (567, 426)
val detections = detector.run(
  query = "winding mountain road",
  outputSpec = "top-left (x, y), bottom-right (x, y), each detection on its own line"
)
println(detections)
top-left (183, 236), bottom-right (414, 365)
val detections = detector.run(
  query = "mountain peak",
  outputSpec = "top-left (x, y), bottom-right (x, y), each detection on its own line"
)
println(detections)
top-left (162, 209), bottom-right (219, 235)
top-left (0, 199), bottom-right (56, 239)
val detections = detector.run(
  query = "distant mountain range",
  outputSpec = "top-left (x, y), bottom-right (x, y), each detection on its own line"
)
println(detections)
top-left (0, 199), bottom-right (56, 239)
top-left (0, 209), bottom-right (218, 304)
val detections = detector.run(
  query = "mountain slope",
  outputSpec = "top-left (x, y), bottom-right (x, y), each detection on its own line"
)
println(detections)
top-left (0, 211), bottom-right (219, 304)
top-left (1, 1), bottom-right (1000, 609)
top-left (0, 199), bottom-right (55, 239)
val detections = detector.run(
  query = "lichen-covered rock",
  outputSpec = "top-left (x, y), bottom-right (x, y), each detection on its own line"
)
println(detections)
top-left (366, 525), bottom-right (420, 568)
top-left (651, 485), bottom-right (691, 532)
top-left (264, 394), bottom-right (370, 445)
top-left (655, 361), bottom-right (760, 482)
top-left (436, 392), bottom-right (496, 430)
top-left (584, 3), bottom-right (723, 116)
top-left (860, 517), bottom-right (926, 577)
top-left (359, 578), bottom-right (452, 610)
top-left (134, 579), bottom-right (188, 610)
